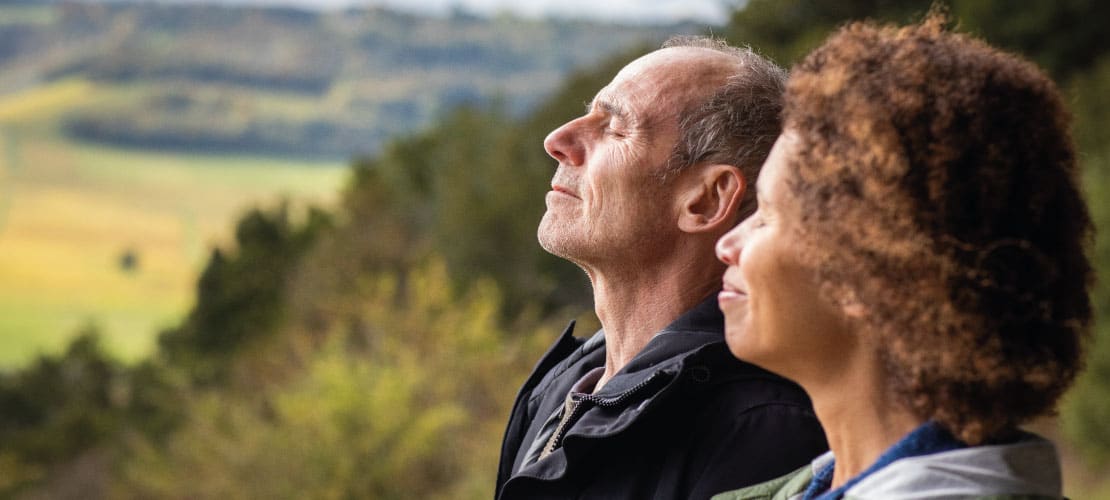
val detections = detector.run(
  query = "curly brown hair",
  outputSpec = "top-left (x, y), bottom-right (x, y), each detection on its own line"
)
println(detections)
top-left (782, 17), bottom-right (1094, 444)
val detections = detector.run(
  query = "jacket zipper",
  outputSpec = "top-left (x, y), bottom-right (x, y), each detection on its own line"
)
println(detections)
top-left (546, 370), bottom-right (669, 453)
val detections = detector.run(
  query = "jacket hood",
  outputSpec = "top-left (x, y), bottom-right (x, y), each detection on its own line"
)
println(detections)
top-left (834, 433), bottom-right (1062, 498)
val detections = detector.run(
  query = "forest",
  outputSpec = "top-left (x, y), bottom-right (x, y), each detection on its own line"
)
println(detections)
top-left (0, 0), bottom-right (1108, 498)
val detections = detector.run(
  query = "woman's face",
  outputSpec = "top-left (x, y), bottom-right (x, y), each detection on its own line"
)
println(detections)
top-left (715, 132), bottom-right (851, 380)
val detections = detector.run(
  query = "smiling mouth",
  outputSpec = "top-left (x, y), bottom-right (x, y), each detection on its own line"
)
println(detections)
top-left (719, 278), bottom-right (749, 302)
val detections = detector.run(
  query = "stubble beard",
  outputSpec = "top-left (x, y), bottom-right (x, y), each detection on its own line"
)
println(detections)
top-left (537, 207), bottom-right (668, 274)
top-left (537, 210), bottom-right (590, 266)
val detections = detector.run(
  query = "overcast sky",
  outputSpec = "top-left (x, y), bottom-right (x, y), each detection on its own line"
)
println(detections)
top-left (119, 0), bottom-right (740, 25)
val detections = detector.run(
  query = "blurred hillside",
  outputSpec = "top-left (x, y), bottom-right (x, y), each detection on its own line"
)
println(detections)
top-left (0, 0), bottom-right (694, 367)
top-left (0, 1), bottom-right (696, 158)
top-left (0, 1), bottom-right (1108, 499)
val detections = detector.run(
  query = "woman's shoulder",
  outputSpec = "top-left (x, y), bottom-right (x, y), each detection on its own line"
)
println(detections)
top-left (710, 462), bottom-right (813, 500)
top-left (846, 433), bottom-right (1062, 499)
top-left (711, 434), bottom-right (1064, 500)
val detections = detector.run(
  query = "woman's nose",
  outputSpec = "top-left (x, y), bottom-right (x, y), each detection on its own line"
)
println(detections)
top-left (716, 218), bottom-right (748, 266)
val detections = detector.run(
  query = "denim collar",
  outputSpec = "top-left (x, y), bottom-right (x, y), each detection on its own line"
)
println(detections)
top-left (804, 421), bottom-right (966, 500)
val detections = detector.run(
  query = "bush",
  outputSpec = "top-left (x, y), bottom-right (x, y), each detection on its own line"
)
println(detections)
top-left (112, 259), bottom-right (551, 499)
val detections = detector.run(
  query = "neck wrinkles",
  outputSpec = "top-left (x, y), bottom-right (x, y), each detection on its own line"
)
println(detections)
top-left (588, 255), bottom-right (721, 388)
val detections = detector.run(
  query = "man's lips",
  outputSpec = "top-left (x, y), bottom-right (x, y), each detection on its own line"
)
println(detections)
top-left (551, 185), bottom-right (580, 199)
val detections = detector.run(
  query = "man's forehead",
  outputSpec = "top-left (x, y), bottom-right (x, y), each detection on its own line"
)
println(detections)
top-left (613, 52), bottom-right (687, 93)
top-left (608, 48), bottom-right (734, 108)
top-left (589, 55), bottom-right (689, 120)
top-left (626, 47), bottom-right (736, 82)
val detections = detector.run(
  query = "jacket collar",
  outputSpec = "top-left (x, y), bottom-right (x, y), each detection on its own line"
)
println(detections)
top-left (593, 293), bottom-right (725, 397)
top-left (513, 295), bottom-right (730, 483)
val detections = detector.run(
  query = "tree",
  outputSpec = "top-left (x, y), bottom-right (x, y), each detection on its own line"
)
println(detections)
top-left (158, 202), bottom-right (332, 385)
top-left (0, 327), bottom-right (126, 497)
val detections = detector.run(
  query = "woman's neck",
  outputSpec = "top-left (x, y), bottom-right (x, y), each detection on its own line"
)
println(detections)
top-left (803, 356), bottom-right (923, 489)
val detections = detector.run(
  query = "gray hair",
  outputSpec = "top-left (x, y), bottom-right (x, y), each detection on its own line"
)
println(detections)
top-left (661, 35), bottom-right (788, 220)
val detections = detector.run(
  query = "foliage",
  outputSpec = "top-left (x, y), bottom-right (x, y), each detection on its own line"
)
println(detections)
top-left (724, 0), bottom-right (933, 65)
top-left (726, 0), bottom-right (1110, 81)
top-left (952, 0), bottom-right (1110, 81)
top-left (1062, 55), bottom-right (1110, 466)
top-left (0, 327), bottom-right (126, 495)
top-left (112, 259), bottom-right (550, 499)
top-left (158, 202), bottom-right (333, 384)
top-left (333, 105), bottom-right (583, 316)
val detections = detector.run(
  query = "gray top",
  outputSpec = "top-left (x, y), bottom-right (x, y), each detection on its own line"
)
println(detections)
top-left (823, 434), bottom-right (1061, 499)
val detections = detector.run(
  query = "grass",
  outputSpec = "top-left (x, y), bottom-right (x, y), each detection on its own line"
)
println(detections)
top-left (0, 81), bottom-right (349, 367)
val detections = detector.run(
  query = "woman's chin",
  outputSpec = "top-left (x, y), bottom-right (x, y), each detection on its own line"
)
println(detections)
top-left (723, 321), bottom-right (755, 359)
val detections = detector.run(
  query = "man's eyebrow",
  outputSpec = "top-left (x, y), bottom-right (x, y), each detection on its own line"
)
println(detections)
top-left (585, 99), bottom-right (632, 123)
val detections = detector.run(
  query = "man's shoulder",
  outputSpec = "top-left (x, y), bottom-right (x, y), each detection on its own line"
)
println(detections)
top-left (525, 324), bottom-right (606, 403)
top-left (681, 341), bottom-right (813, 410)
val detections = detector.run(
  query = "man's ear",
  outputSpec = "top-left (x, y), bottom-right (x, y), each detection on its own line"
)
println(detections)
top-left (676, 164), bottom-right (745, 234)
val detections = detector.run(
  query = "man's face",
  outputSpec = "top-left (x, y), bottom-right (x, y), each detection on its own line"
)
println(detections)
top-left (538, 48), bottom-right (715, 268)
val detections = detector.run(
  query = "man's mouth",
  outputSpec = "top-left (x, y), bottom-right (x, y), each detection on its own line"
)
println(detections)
top-left (551, 185), bottom-right (580, 199)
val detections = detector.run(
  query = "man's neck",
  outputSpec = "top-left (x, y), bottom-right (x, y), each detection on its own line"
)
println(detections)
top-left (587, 255), bottom-right (721, 390)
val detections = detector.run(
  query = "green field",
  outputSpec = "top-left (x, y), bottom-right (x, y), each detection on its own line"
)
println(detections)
top-left (0, 79), bottom-right (348, 367)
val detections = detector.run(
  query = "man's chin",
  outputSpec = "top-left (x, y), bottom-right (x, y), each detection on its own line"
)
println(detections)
top-left (537, 227), bottom-right (586, 262)
top-left (537, 233), bottom-right (574, 259)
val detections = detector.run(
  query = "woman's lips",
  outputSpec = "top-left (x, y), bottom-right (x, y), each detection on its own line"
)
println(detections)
top-left (718, 289), bottom-right (747, 303)
top-left (719, 280), bottom-right (748, 303)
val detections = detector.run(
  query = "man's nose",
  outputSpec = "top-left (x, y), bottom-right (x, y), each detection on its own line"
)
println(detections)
top-left (543, 119), bottom-right (585, 167)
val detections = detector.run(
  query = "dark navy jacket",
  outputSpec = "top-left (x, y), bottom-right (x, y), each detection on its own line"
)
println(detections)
top-left (496, 296), bottom-right (828, 500)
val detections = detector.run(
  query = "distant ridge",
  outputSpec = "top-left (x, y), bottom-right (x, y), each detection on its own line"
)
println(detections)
top-left (50, 0), bottom-right (729, 26)
top-left (0, 1), bottom-right (700, 158)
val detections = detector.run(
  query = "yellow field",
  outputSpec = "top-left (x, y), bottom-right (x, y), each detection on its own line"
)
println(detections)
top-left (0, 80), bottom-right (348, 366)
top-left (0, 79), bottom-right (93, 124)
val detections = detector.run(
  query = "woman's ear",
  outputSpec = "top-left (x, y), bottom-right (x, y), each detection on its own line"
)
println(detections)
top-left (676, 164), bottom-right (746, 234)
top-left (842, 290), bottom-right (870, 319)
